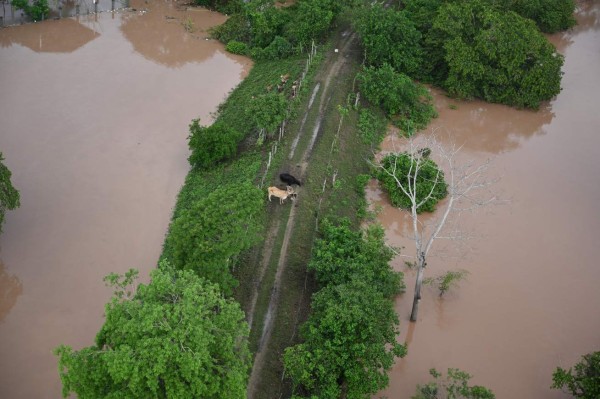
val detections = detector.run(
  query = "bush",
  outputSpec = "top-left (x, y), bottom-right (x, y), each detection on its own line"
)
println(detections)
top-left (357, 108), bottom-right (387, 145)
top-left (358, 64), bottom-right (437, 134)
top-left (11, 0), bottom-right (49, 21)
top-left (552, 351), bottom-right (600, 398)
top-left (226, 40), bottom-right (249, 55)
top-left (0, 152), bottom-right (20, 234)
top-left (488, 0), bottom-right (576, 33)
top-left (210, 13), bottom-right (251, 44)
top-left (253, 36), bottom-right (294, 60)
top-left (376, 152), bottom-right (448, 213)
top-left (193, 0), bottom-right (244, 14)
top-left (162, 183), bottom-right (264, 295)
top-left (413, 368), bottom-right (495, 399)
top-left (187, 120), bottom-right (239, 169)
top-left (427, 0), bottom-right (564, 109)
top-left (354, 4), bottom-right (424, 76)
top-left (245, 93), bottom-right (288, 143)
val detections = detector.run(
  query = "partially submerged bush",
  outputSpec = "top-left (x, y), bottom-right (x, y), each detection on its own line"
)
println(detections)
top-left (226, 40), bottom-right (249, 55)
top-left (376, 152), bottom-right (448, 213)
top-left (552, 351), bottom-right (600, 398)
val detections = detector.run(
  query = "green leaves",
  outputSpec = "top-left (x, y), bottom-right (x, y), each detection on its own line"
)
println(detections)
top-left (551, 351), bottom-right (600, 398)
top-left (0, 152), bottom-right (20, 234)
top-left (163, 183), bottom-right (264, 295)
top-left (187, 120), bottom-right (240, 169)
top-left (284, 219), bottom-right (405, 398)
top-left (358, 64), bottom-right (437, 134)
top-left (413, 368), bottom-right (496, 399)
top-left (376, 152), bottom-right (448, 213)
top-left (55, 265), bottom-right (251, 399)
top-left (246, 92), bottom-right (289, 139)
top-left (428, 0), bottom-right (564, 109)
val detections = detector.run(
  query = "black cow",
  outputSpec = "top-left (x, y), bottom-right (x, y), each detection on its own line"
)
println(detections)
top-left (280, 173), bottom-right (302, 186)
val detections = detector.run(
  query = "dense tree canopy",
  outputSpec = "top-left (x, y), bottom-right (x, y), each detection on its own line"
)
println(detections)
top-left (0, 152), bottom-right (20, 234)
top-left (552, 351), bottom-right (600, 398)
top-left (162, 183), bottom-right (264, 294)
top-left (354, 4), bottom-right (423, 76)
top-left (426, 0), bottom-right (564, 108)
top-left (376, 152), bottom-right (448, 213)
top-left (188, 120), bottom-right (240, 169)
top-left (284, 219), bottom-right (405, 398)
top-left (55, 265), bottom-right (251, 399)
top-left (358, 63), bottom-right (437, 133)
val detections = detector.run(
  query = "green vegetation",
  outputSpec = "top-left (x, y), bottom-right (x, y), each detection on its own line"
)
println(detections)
top-left (11, 0), bottom-right (49, 21)
top-left (354, 4), bottom-right (423, 76)
top-left (284, 219), bottom-right (406, 398)
top-left (357, 107), bottom-right (387, 146)
top-left (55, 264), bottom-right (250, 399)
top-left (226, 40), bottom-right (249, 55)
top-left (0, 152), bottom-right (20, 234)
top-left (376, 152), bottom-right (448, 213)
top-left (162, 183), bottom-right (264, 295)
top-left (425, 0), bottom-right (564, 108)
top-left (413, 368), bottom-right (495, 399)
top-left (552, 351), bottom-right (600, 398)
top-left (246, 92), bottom-right (289, 144)
top-left (424, 269), bottom-right (470, 297)
top-left (187, 120), bottom-right (240, 169)
top-left (357, 64), bottom-right (437, 133)
top-left (487, 0), bottom-right (576, 33)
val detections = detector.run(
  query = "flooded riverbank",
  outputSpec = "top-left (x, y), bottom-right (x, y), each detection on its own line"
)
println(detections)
top-left (370, 2), bottom-right (600, 398)
top-left (0, 1), bottom-right (251, 397)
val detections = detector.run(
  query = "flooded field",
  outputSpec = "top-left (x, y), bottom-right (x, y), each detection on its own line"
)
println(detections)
top-left (0, 1), bottom-right (250, 397)
top-left (370, 2), bottom-right (600, 398)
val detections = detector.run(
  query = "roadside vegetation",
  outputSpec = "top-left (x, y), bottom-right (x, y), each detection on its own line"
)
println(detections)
top-left (54, 0), bottom-right (577, 398)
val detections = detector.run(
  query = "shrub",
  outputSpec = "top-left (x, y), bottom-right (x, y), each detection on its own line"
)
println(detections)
top-left (552, 351), bottom-right (600, 398)
top-left (357, 108), bottom-right (387, 145)
top-left (358, 64), bottom-right (437, 134)
top-left (193, 0), bottom-right (244, 14)
top-left (245, 93), bottom-right (288, 143)
top-left (187, 120), bottom-right (239, 169)
top-left (354, 4), bottom-right (424, 76)
top-left (254, 36), bottom-right (294, 60)
top-left (226, 40), bottom-right (249, 55)
top-left (488, 0), bottom-right (576, 33)
top-left (376, 152), bottom-right (448, 213)
top-left (413, 368), bottom-right (495, 399)
top-left (0, 152), bottom-right (20, 234)
top-left (11, 0), bottom-right (49, 21)
top-left (427, 0), bottom-right (564, 109)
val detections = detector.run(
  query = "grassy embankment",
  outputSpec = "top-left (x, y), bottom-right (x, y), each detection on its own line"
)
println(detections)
top-left (160, 13), bottom-right (386, 399)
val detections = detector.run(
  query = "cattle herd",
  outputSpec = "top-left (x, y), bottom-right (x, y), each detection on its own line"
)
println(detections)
top-left (267, 173), bottom-right (301, 205)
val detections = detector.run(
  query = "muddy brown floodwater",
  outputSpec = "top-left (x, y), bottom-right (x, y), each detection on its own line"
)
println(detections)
top-left (0, 1), bottom-right (251, 398)
top-left (368, 2), bottom-right (600, 398)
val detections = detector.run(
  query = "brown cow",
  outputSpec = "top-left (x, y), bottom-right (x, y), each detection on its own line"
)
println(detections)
top-left (268, 186), bottom-right (294, 204)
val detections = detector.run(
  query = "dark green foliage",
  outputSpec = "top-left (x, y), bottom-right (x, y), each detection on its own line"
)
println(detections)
top-left (358, 64), bottom-right (437, 133)
top-left (284, 219), bottom-right (406, 398)
top-left (226, 40), bottom-right (249, 55)
top-left (354, 4), bottom-right (424, 76)
top-left (377, 152), bottom-right (448, 213)
top-left (0, 152), bottom-right (20, 234)
top-left (485, 0), bottom-right (576, 33)
top-left (187, 120), bottom-right (239, 169)
top-left (552, 351), bottom-right (600, 398)
top-left (55, 265), bottom-right (251, 399)
top-left (210, 13), bottom-right (252, 44)
top-left (252, 36), bottom-right (294, 60)
top-left (11, 0), bottom-right (49, 21)
top-left (310, 218), bottom-right (404, 297)
top-left (193, 0), bottom-right (244, 14)
top-left (162, 183), bottom-right (264, 295)
top-left (246, 92), bottom-right (288, 142)
top-left (284, 0), bottom-right (335, 48)
top-left (427, 0), bottom-right (564, 109)
top-left (357, 108), bottom-right (387, 145)
top-left (402, 0), bottom-right (444, 34)
top-left (413, 368), bottom-right (496, 399)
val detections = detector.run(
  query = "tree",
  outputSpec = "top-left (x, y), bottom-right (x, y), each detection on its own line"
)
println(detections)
top-left (54, 264), bottom-right (251, 399)
top-left (284, 219), bottom-right (406, 398)
top-left (413, 368), bottom-right (495, 399)
top-left (551, 351), bottom-right (600, 398)
top-left (162, 183), bottom-right (264, 295)
top-left (376, 152), bottom-right (448, 213)
top-left (371, 134), bottom-right (497, 322)
top-left (357, 63), bottom-right (437, 133)
top-left (187, 120), bottom-right (239, 169)
top-left (354, 4), bottom-right (424, 76)
top-left (245, 93), bottom-right (288, 144)
top-left (485, 0), bottom-right (576, 33)
top-left (0, 152), bottom-right (20, 234)
top-left (426, 0), bottom-right (564, 109)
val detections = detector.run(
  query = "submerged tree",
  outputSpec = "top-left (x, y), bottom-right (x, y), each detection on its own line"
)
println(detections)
top-left (372, 133), bottom-right (497, 322)
top-left (0, 152), bottom-right (20, 234)
top-left (413, 368), bottom-right (495, 399)
top-left (551, 351), bottom-right (600, 398)
top-left (55, 264), bottom-right (251, 399)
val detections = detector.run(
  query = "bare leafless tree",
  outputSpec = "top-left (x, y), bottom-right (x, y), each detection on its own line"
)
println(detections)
top-left (371, 132), bottom-right (498, 322)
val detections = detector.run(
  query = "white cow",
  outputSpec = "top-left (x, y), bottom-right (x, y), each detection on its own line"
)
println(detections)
top-left (268, 186), bottom-right (295, 204)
